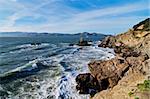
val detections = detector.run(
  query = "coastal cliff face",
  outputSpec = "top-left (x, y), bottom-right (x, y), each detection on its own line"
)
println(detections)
top-left (76, 18), bottom-right (150, 99)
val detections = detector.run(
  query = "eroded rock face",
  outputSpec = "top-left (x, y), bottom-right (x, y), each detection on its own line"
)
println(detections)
top-left (99, 18), bottom-right (150, 50)
top-left (76, 52), bottom-right (149, 97)
top-left (88, 57), bottom-right (129, 88)
top-left (75, 18), bottom-right (150, 98)
top-left (98, 36), bottom-right (116, 48)
top-left (136, 34), bottom-right (150, 58)
top-left (76, 73), bottom-right (100, 96)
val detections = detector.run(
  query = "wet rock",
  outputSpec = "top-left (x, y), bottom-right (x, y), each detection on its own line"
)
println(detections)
top-left (77, 40), bottom-right (91, 46)
top-left (69, 43), bottom-right (74, 46)
top-left (31, 43), bottom-right (41, 45)
top-left (76, 73), bottom-right (100, 96)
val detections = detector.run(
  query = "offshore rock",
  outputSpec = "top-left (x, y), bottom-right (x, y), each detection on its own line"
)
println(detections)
top-left (77, 40), bottom-right (91, 46)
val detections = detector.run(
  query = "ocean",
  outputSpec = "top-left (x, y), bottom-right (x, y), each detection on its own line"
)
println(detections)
top-left (0, 34), bottom-right (115, 99)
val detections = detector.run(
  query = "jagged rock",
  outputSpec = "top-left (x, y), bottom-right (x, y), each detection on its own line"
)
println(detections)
top-left (126, 54), bottom-right (149, 72)
top-left (114, 46), bottom-right (142, 58)
top-left (76, 56), bottom-right (130, 97)
top-left (77, 40), bottom-right (91, 46)
top-left (76, 73), bottom-right (100, 96)
top-left (75, 18), bottom-right (150, 98)
top-left (143, 59), bottom-right (150, 78)
top-left (76, 53), bottom-right (148, 96)
top-left (98, 36), bottom-right (116, 48)
top-left (88, 57), bottom-right (129, 87)
top-left (99, 18), bottom-right (150, 49)
top-left (135, 34), bottom-right (150, 57)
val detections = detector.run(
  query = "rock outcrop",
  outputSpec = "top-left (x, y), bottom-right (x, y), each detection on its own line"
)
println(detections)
top-left (76, 18), bottom-right (150, 98)
top-left (76, 73), bottom-right (100, 96)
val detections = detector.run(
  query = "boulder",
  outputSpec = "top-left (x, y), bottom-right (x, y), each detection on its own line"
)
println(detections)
top-left (98, 36), bottom-right (116, 48)
top-left (76, 73), bottom-right (100, 96)
top-left (88, 57), bottom-right (129, 88)
top-left (77, 40), bottom-right (91, 46)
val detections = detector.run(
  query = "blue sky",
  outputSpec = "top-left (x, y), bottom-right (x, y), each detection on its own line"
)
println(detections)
top-left (0, 0), bottom-right (149, 34)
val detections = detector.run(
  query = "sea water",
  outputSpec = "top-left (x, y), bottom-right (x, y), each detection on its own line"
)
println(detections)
top-left (0, 34), bottom-right (115, 99)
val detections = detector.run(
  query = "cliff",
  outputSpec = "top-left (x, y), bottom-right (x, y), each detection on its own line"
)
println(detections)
top-left (76, 18), bottom-right (150, 99)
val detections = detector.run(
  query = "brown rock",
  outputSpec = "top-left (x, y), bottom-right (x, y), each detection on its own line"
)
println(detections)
top-left (88, 57), bottom-right (130, 89)
top-left (75, 18), bottom-right (150, 98)
top-left (75, 73), bottom-right (100, 96)
top-left (136, 34), bottom-right (150, 57)
top-left (125, 54), bottom-right (149, 76)
top-left (98, 36), bottom-right (116, 48)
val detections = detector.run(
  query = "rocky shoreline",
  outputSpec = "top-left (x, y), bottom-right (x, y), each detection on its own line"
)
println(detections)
top-left (76, 18), bottom-right (150, 99)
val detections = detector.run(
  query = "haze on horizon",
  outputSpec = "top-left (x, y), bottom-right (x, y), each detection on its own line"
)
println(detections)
top-left (0, 0), bottom-right (149, 34)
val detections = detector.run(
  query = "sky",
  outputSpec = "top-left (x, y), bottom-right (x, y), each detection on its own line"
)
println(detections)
top-left (0, 0), bottom-right (149, 34)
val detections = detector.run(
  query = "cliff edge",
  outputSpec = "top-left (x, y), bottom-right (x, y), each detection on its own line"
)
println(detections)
top-left (76, 18), bottom-right (150, 99)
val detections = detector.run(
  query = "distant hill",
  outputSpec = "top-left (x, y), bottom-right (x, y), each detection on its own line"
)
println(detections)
top-left (0, 32), bottom-right (107, 37)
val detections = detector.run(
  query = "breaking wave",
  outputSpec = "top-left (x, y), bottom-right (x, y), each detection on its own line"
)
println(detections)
top-left (0, 42), bottom-right (115, 99)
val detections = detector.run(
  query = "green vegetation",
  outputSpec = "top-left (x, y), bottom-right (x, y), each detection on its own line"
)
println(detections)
top-left (134, 96), bottom-right (139, 99)
top-left (128, 91), bottom-right (134, 97)
top-left (143, 18), bottom-right (150, 31)
top-left (128, 80), bottom-right (150, 98)
top-left (133, 18), bottom-right (150, 31)
top-left (137, 80), bottom-right (150, 91)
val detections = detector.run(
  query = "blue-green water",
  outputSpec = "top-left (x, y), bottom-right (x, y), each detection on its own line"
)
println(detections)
top-left (0, 34), bottom-right (114, 99)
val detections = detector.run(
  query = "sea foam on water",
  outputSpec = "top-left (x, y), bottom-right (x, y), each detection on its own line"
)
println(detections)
top-left (0, 41), bottom-right (115, 99)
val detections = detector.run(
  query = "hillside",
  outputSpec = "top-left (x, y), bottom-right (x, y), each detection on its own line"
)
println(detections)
top-left (76, 18), bottom-right (150, 99)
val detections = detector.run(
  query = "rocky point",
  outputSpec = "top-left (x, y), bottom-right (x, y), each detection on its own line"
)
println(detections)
top-left (76, 18), bottom-right (150, 99)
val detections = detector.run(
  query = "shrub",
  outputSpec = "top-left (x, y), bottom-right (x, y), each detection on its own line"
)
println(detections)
top-left (134, 96), bottom-right (139, 99)
top-left (137, 80), bottom-right (150, 91)
top-left (128, 91), bottom-right (134, 97)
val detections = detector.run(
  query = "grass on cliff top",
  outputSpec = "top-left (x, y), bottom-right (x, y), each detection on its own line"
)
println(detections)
top-left (137, 80), bottom-right (150, 91)
top-left (128, 80), bottom-right (150, 97)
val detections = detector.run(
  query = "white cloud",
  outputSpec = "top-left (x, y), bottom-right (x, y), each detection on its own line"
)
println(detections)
top-left (0, 0), bottom-right (149, 34)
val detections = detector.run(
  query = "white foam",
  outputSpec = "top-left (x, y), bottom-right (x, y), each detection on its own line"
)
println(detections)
top-left (53, 43), bottom-right (115, 99)
top-left (9, 43), bottom-right (50, 54)
top-left (0, 59), bottom-right (38, 77)
top-left (2, 42), bottom-right (115, 99)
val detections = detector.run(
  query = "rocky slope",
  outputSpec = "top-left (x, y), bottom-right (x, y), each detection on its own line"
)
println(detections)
top-left (76, 18), bottom-right (150, 99)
